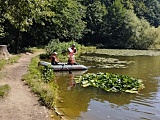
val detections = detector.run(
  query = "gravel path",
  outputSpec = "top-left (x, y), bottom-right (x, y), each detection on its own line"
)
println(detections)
top-left (0, 52), bottom-right (51, 120)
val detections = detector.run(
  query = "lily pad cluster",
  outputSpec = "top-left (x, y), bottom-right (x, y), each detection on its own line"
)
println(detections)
top-left (80, 56), bottom-right (134, 69)
top-left (74, 72), bottom-right (145, 94)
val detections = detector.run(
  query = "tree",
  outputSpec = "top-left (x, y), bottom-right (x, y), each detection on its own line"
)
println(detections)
top-left (52, 0), bottom-right (86, 41)
top-left (4, 0), bottom-right (33, 53)
top-left (124, 10), bottom-right (158, 49)
top-left (83, 1), bottom-right (107, 45)
top-left (0, 13), bottom-right (5, 39)
top-left (0, 0), bottom-right (6, 39)
top-left (0, 45), bottom-right (10, 60)
top-left (29, 0), bottom-right (86, 44)
top-left (101, 0), bottom-right (127, 48)
top-left (143, 0), bottom-right (160, 27)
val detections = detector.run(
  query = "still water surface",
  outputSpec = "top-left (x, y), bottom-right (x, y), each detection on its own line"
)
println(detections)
top-left (55, 54), bottom-right (160, 120)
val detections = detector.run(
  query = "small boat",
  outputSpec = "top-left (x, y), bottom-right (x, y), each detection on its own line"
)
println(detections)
top-left (39, 61), bottom-right (88, 71)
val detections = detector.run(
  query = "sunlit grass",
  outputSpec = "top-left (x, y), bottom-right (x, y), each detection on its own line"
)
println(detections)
top-left (0, 84), bottom-right (10, 98)
top-left (0, 55), bottom-right (21, 70)
top-left (22, 56), bottom-right (58, 108)
top-left (25, 47), bottom-right (45, 53)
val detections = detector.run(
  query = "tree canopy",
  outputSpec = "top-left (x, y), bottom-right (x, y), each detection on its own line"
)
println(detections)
top-left (1, 0), bottom-right (160, 53)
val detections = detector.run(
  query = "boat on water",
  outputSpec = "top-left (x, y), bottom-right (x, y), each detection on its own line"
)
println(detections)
top-left (39, 61), bottom-right (88, 71)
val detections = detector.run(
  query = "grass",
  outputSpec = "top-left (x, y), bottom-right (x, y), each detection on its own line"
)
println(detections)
top-left (0, 84), bottom-right (10, 98)
top-left (22, 55), bottom-right (58, 108)
top-left (0, 55), bottom-right (21, 70)
top-left (25, 47), bottom-right (45, 53)
top-left (0, 47), bottom-right (44, 71)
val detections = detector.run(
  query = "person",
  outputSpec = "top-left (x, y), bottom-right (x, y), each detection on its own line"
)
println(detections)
top-left (51, 52), bottom-right (59, 65)
top-left (68, 44), bottom-right (77, 65)
top-left (71, 44), bottom-right (77, 55)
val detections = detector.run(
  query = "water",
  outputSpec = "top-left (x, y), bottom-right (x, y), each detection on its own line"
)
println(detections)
top-left (54, 54), bottom-right (160, 120)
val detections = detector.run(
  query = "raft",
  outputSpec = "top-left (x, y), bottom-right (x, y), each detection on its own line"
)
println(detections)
top-left (39, 61), bottom-right (88, 71)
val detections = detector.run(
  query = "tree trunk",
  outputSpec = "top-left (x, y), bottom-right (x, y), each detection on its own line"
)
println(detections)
top-left (0, 45), bottom-right (10, 60)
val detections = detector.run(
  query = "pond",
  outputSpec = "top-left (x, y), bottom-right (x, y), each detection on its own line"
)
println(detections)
top-left (54, 51), bottom-right (160, 120)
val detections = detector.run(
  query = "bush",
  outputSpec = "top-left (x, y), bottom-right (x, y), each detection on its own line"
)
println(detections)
top-left (44, 39), bottom-right (84, 62)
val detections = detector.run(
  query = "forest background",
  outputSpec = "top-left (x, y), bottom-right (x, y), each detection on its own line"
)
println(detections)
top-left (1, 0), bottom-right (160, 54)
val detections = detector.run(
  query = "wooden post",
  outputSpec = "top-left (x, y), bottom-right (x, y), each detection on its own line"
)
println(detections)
top-left (0, 45), bottom-right (10, 60)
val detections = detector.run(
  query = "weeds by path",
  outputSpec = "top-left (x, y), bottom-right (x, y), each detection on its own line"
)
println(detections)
top-left (22, 56), bottom-right (59, 109)
top-left (0, 84), bottom-right (10, 98)
top-left (0, 55), bottom-right (21, 70)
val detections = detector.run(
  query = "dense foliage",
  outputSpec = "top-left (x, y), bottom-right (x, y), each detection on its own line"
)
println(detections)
top-left (1, 0), bottom-right (160, 53)
top-left (75, 72), bottom-right (145, 93)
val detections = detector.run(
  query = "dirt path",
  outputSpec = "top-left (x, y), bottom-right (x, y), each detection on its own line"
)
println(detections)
top-left (0, 52), bottom-right (51, 120)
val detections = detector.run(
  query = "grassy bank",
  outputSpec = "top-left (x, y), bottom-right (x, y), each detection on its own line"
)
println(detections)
top-left (22, 55), bottom-right (58, 108)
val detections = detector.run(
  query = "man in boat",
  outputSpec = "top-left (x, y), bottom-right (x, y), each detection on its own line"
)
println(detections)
top-left (51, 52), bottom-right (59, 65)
top-left (71, 44), bottom-right (77, 55)
top-left (68, 44), bottom-right (77, 65)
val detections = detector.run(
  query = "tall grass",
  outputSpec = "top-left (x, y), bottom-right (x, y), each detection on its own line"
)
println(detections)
top-left (22, 56), bottom-right (58, 108)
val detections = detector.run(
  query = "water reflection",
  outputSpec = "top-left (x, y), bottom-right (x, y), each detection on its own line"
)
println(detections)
top-left (54, 55), bottom-right (160, 120)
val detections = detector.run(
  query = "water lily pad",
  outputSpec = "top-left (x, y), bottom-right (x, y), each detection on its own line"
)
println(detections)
top-left (80, 56), bottom-right (134, 69)
top-left (74, 72), bottom-right (145, 93)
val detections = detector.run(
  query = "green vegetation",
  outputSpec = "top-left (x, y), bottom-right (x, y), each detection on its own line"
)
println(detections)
top-left (0, 84), bottom-right (10, 98)
top-left (0, 55), bottom-right (21, 70)
top-left (22, 56), bottom-right (58, 108)
top-left (1, 0), bottom-right (160, 53)
top-left (80, 56), bottom-right (133, 69)
top-left (75, 72), bottom-right (145, 94)
top-left (45, 40), bottom-right (82, 61)
top-left (40, 40), bottom-right (96, 62)
top-left (41, 65), bottom-right (54, 83)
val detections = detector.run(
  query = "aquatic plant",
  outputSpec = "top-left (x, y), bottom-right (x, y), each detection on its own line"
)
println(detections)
top-left (41, 65), bottom-right (54, 83)
top-left (75, 72), bottom-right (145, 94)
top-left (80, 56), bottom-right (134, 69)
